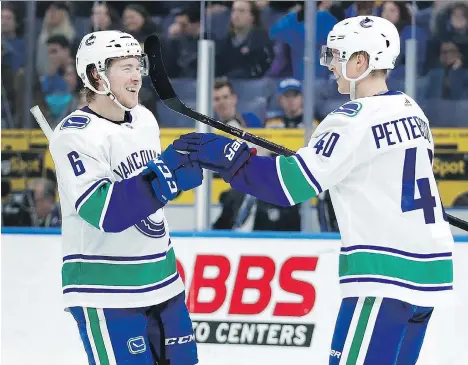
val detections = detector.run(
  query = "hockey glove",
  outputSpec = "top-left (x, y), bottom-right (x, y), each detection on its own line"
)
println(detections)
top-left (143, 144), bottom-right (203, 204)
top-left (173, 132), bottom-right (256, 183)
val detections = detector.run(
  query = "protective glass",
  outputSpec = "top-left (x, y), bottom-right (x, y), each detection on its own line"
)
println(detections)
top-left (319, 46), bottom-right (334, 67)
top-left (319, 47), bottom-right (345, 67)
top-left (140, 54), bottom-right (149, 76)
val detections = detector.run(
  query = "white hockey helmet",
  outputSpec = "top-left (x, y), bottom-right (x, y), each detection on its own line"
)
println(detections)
top-left (320, 16), bottom-right (400, 98)
top-left (76, 30), bottom-right (149, 110)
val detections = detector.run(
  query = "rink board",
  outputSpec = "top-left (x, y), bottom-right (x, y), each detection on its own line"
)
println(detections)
top-left (1, 232), bottom-right (467, 365)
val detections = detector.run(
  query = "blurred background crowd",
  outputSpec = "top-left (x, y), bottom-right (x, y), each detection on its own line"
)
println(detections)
top-left (2, 0), bottom-right (468, 232)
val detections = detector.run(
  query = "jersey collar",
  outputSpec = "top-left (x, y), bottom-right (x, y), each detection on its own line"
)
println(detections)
top-left (375, 90), bottom-right (403, 97)
top-left (80, 106), bottom-right (133, 124)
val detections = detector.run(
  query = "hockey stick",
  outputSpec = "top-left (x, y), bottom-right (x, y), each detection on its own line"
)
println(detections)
top-left (144, 34), bottom-right (295, 157)
top-left (30, 105), bottom-right (53, 141)
top-left (144, 35), bottom-right (468, 233)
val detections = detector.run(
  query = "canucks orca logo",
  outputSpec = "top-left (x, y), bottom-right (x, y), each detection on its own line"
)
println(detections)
top-left (331, 102), bottom-right (363, 117)
top-left (61, 115), bottom-right (91, 130)
top-left (135, 217), bottom-right (166, 238)
top-left (85, 34), bottom-right (96, 46)
top-left (360, 17), bottom-right (374, 28)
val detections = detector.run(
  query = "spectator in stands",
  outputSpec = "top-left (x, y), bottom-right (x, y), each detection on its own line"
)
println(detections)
top-left (13, 69), bottom-right (51, 129)
top-left (215, 0), bottom-right (274, 78)
top-left (1, 44), bottom-right (16, 128)
top-left (31, 178), bottom-right (61, 228)
top-left (380, 1), bottom-right (428, 78)
top-left (42, 35), bottom-right (72, 93)
top-left (432, 2), bottom-right (468, 46)
top-left (163, 7), bottom-right (201, 78)
top-left (123, 4), bottom-right (161, 44)
top-left (36, 2), bottom-right (76, 77)
top-left (89, 2), bottom-right (120, 32)
top-left (265, 78), bottom-right (305, 128)
top-left (213, 77), bottom-right (262, 128)
top-left (64, 63), bottom-right (80, 95)
top-left (381, 1), bottom-right (411, 30)
top-left (320, 1), bottom-right (346, 22)
top-left (424, 41), bottom-right (468, 100)
top-left (167, 7), bottom-right (194, 38)
top-left (450, 2), bottom-right (468, 45)
top-left (47, 35), bottom-right (73, 72)
top-left (265, 42), bottom-right (293, 78)
top-left (41, 35), bottom-right (74, 123)
top-left (429, 2), bottom-right (468, 67)
top-left (206, 1), bottom-right (230, 15)
top-left (1, 181), bottom-right (33, 227)
top-left (213, 187), bottom-right (302, 231)
top-left (212, 78), bottom-right (303, 232)
top-left (1, 2), bottom-right (25, 72)
top-left (1, 3), bottom-right (19, 40)
top-left (54, 63), bottom-right (83, 124)
top-left (269, 2), bottom-right (337, 80)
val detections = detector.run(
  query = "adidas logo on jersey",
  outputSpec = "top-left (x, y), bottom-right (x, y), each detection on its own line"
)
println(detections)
top-left (404, 98), bottom-right (412, 107)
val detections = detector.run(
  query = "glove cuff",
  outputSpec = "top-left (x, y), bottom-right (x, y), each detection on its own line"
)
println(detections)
top-left (220, 147), bottom-right (257, 183)
top-left (144, 159), bottom-right (179, 202)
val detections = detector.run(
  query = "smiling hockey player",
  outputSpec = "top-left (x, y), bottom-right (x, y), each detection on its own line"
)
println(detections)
top-left (173, 16), bottom-right (454, 364)
top-left (48, 31), bottom-right (200, 365)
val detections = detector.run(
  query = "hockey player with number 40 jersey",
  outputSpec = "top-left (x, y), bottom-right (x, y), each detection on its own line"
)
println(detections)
top-left (173, 16), bottom-right (454, 364)
top-left (48, 31), bottom-right (200, 365)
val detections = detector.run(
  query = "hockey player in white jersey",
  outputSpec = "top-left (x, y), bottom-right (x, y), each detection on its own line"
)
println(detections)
top-left (48, 31), bottom-right (200, 365)
top-left (173, 16), bottom-right (454, 364)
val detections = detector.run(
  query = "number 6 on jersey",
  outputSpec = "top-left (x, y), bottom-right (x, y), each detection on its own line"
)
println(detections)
top-left (67, 151), bottom-right (86, 176)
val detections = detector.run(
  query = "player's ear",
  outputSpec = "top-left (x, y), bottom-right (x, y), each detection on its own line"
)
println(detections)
top-left (358, 53), bottom-right (369, 71)
top-left (92, 67), bottom-right (104, 90)
top-left (91, 66), bottom-right (100, 81)
top-left (356, 54), bottom-right (364, 67)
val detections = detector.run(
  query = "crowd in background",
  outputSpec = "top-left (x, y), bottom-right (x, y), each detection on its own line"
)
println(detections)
top-left (2, 0), bottom-right (468, 230)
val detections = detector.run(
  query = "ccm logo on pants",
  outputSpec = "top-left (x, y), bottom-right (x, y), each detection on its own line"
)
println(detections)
top-left (165, 334), bottom-right (195, 345)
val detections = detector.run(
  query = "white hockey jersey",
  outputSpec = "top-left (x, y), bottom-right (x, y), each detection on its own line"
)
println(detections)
top-left (292, 92), bottom-right (453, 306)
top-left (234, 91), bottom-right (454, 307)
top-left (49, 105), bottom-right (185, 309)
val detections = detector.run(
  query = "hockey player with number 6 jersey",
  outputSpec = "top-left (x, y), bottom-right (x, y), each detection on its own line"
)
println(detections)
top-left (173, 16), bottom-right (454, 364)
top-left (48, 31), bottom-right (200, 365)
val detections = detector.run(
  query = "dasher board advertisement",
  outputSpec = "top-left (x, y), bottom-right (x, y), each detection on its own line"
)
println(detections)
top-left (1, 233), bottom-right (466, 365)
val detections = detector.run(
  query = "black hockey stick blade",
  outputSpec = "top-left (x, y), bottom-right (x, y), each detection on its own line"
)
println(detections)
top-left (144, 35), bottom-right (468, 232)
top-left (447, 214), bottom-right (468, 232)
top-left (144, 34), bottom-right (294, 157)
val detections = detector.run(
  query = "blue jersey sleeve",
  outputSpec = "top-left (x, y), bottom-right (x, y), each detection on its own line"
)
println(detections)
top-left (230, 154), bottom-right (321, 207)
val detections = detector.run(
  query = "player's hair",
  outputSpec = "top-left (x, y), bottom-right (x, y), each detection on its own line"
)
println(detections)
top-left (81, 59), bottom-right (117, 103)
top-left (81, 64), bottom-right (99, 103)
top-left (214, 77), bottom-right (236, 95)
top-left (350, 51), bottom-right (389, 77)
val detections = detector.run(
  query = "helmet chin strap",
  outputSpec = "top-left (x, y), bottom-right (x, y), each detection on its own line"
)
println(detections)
top-left (341, 62), bottom-right (374, 100)
top-left (86, 72), bottom-right (133, 112)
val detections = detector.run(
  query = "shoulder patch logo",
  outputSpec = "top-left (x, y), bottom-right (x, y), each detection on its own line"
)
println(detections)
top-left (331, 102), bottom-right (363, 117)
top-left (61, 115), bottom-right (91, 130)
